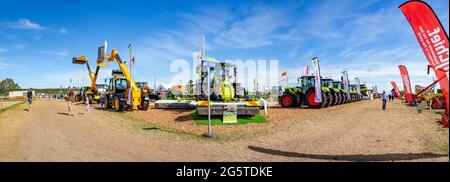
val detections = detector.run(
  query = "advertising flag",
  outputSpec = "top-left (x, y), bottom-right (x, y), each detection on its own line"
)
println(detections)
top-left (391, 81), bottom-right (402, 99)
top-left (342, 71), bottom-right (350, 98)
top-left (400, 0), bottom-right (449, 115)
top-left (281, 71), bottom-right (287, 87)
top-left (304, 65), bottom-right (309, 76)
top-left (355, 77), bottom-right (361, 94)
top-left (398, 65), bottom-right (413, 102)
top-left (312, 57), bottom-right (322, 103)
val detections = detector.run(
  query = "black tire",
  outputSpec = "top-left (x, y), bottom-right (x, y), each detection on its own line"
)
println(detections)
top-left (75, 95), bottom-right (81, 102)
top-left (139, 100), bottom-right (150, 111)
top-left (343, 93), bottom-right (349, 104)
top-left (114, 96), bottom-right (124, 112)
top-left (332, 91), bottom-right (339, 106)
top-left (103, 97), bottom-right (109, 109)
top-left (322, 92), bottom-right (329, 108)
top-left (280, 94), bottom-right (296, 108)
top-left (325, 92), bottom-right (332, 107)
top-left (335, 93), bottom-right (341, 105)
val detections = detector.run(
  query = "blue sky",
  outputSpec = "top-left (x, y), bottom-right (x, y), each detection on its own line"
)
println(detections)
top-left (0, 0), bottom-right (448, 92)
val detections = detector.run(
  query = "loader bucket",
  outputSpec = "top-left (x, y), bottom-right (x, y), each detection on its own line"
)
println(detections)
top-left (72, 56), bottom-right (88, 64)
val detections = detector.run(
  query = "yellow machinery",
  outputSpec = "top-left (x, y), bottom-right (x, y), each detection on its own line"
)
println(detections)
top-left (100, 49), bottom-right (150, 111)
top-left (72, 56), bottom-right (102, 104)
top-left (73, 44), bottom-right (149, 111)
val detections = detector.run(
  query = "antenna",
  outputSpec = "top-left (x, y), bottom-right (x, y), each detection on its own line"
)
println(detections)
top-left (202, 35), bottom-right (205, 59)
top-left (104, 41), bottom-right (108, 53)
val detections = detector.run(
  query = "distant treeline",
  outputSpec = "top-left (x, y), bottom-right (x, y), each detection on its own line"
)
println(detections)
top-left (33, 88), bottom-right (70, 95)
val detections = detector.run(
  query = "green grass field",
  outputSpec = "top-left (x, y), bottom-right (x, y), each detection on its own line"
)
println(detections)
top-left (192, 111), bottom-right (268, 125)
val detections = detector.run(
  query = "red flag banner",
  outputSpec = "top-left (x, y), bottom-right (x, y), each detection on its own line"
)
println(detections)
top-left (400, 0), bottom-right (449, 115)
top-left (398, 65), bottom-right (413, 102)
top-left (391, 81), bottom-right (402, 99)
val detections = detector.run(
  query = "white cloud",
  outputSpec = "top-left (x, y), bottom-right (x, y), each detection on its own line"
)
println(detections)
top-left (38, 50), bottom-right (69, 58)
top-left (0, 48), bottom-right (6, 52)
top-left (59, 27), bottom-right (69, 34)
top-left (12, 44), bottom-right (27, 50)
top-left (1, 19), bottom-right (44, 30)
top-left (214, 6), bottom-right (290, 49)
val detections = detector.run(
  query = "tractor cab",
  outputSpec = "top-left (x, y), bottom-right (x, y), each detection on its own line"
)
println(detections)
top-left (332, 81), bottom-right (344, 90)
top-left (106, 70), bottom-right (129, 96)
top-left (108, 77), bottom-right (128, 94)
top-left (349, 84), bottom-right (357, 92)
top-left (298, 76), bottom-right (316, 90)
top-left (196, 61), bottom-right (236, 102)
top-left (322, 78), bottom-right (334, 88)
top-left (96, 84), bottom-right (108, 94)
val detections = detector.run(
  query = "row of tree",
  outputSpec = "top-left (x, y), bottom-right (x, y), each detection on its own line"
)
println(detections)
top-left (0, 78), bottom-right (21, 96)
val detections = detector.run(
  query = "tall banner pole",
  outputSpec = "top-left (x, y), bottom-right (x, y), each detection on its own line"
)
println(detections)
top-left (355, 77), bottom-right (361, 94)
top-left (342, 71), bottom-right (350, 98)
top-left (400, 0), bottom-right (449, 117)
top-left (127, 43), bottom-right (132, 106)
top-left (312, 57), bottom-right (322, 102)
top-left (398, 65), bottom-right (413, 102)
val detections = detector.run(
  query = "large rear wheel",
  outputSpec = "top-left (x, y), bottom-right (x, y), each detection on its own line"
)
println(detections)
top-left (139, 100), bottom-right (150, 110)
top-left (332, 92), bottom-right (339, 106)
top-left (305, 89), bottom-right (323, 109)
top-left (325, 92), bottom-right (332, 107)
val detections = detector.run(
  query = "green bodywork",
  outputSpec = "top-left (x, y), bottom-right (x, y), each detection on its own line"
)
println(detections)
top-left (284, 87), bottom-right (302, 95)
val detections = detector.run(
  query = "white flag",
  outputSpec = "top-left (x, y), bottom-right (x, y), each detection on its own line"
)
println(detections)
top-left (312, 57), bottom-right (322, 103)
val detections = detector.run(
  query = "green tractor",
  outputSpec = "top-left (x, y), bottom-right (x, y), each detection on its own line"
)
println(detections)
top-left (279, 76), bottom-right (333, 108)
top-left (360, 84), bottom-right (369, 99)
top-left (332, 81), bottom-right (349, 104)
top-left (349, 84), bottom-right (362, 102)
top-left (322, 78), bottom-right (341, 106)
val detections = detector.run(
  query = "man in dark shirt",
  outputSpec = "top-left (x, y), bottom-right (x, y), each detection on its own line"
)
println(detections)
top-left (26, 88), bottom-right (33, 111)
top-left (381, 91), bottom-right (388, 111)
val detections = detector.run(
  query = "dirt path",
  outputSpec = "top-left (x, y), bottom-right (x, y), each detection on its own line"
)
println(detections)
top-left (0, 99), bottom-right (448, 162)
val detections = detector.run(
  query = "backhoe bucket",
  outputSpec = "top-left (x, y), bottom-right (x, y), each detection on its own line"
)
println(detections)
top-left (72, 56), bottom-right (88, 64)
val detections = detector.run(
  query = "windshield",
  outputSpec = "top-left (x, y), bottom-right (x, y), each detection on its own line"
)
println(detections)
top-left (322, 80), bottom-right (333, 88)
top-left (332, 82), bottom-right (341, 89)
top-left (116, 79), bottom-right (128, 90)
top-left (302, 77), bottom-right (315, 88)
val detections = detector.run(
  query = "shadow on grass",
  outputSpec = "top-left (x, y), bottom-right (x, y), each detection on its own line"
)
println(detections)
top-left (174, 114), bottom-right (193, 122)
top-left (142, 127), bottom-right (160, 131)
top-left (248, 146), bottom-right (448, 162)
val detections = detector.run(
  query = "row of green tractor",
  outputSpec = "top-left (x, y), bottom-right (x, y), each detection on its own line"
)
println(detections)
top-left (280, 76), bottom-right (368, 108)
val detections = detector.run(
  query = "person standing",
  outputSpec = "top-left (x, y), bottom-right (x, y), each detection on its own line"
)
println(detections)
top-left (67, 87), bottom-right (75, 116)
top-left (417, 100), bottom-right (423, 113)
top-left (381, 91), bottom-right (388, 111)
top-left (100, 90), bottom-right (107, 109)
top-left (26, 88), bottom-right (34, 111)
top-left (83, 94), bottom-right (91, 115)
